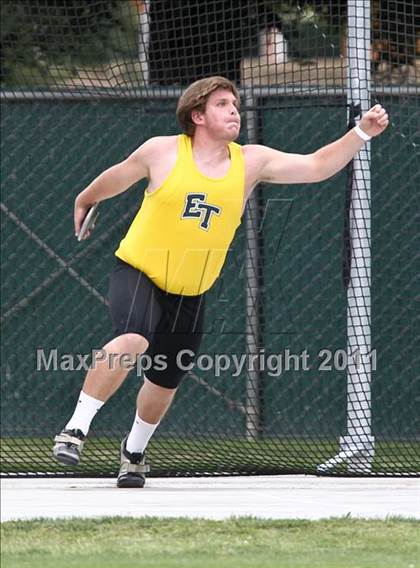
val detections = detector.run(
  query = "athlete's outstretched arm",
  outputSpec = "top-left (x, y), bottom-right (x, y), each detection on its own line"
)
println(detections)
top-left (249, 104), bottom-right (389, 186)
top-left (74, 137), bottom-right (162, 236)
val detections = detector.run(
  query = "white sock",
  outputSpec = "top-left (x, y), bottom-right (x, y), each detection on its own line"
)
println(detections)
top-left (65, 390), bottom-right (105, 436)
top-left (126, 414), bottom-right (159, 454)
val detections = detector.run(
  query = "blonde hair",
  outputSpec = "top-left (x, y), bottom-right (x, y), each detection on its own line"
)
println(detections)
top-left (176, 76), bottom-right (240, 136)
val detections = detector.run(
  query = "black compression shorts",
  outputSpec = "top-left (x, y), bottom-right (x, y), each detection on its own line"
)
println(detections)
top-left (108, 258), bottom-right (205, 389)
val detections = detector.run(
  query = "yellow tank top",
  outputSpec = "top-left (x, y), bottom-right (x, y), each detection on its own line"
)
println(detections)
top-left (115, 134), bottom-right (245, 295)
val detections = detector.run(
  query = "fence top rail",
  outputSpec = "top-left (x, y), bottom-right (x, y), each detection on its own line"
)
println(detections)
top-left (1, 85), bottom-right (417, 102)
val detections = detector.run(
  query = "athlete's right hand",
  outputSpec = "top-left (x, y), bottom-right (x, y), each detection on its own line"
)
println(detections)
top-left (74, 196), bottom-right (93, 238)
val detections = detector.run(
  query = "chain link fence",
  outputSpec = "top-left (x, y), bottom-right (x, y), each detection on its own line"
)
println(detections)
top-left (1, 0), bottom-right (419, 477)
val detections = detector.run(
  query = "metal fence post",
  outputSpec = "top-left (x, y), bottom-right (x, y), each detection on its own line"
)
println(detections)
top-left (318, 0), bottom-right (375, 473)
top-left (244, 88), bottom-right (262, 440)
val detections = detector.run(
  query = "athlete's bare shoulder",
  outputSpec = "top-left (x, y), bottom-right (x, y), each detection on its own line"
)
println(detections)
top-left (241, 143), bottom-right (265, 162)
top-left (141, 135), bottom-right (177, 155)
top-left (241, 144), bottom-right (267, 191)
top-left (144, 135), bottom-right (178, 147)
top-left (142, 136), bottom-right (180, 192)
top-left (128, 135), bottom-right (178, 178)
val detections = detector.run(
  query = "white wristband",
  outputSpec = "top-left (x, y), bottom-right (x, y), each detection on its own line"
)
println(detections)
top-left (354, 124), bottom-right (372, 142)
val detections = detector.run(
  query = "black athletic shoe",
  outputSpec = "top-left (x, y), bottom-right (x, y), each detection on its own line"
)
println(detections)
top-left (117, 436), bottom-right (150, 488)
top-left (53, 429), bottom-right (85, 466)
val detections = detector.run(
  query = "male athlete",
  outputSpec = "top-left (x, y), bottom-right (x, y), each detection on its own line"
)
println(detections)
top-left (53, 76), bottom-right (388, 487)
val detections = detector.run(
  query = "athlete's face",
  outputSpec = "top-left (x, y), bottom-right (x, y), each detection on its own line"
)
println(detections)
top-left (194, 88), bottom-right (241, 141)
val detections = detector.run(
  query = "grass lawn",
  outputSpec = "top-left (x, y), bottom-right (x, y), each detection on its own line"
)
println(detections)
top-left (2, 516), bottom-right (419, 568)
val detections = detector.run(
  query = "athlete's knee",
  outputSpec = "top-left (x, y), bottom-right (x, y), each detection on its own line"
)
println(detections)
top-left (107, 333), bottom-right (149, 356)
top-left (138, 377), bottom-right (178, 422)
top-left (118, 332), bottom-right (149, 355)
top-left (143, 376), bottom-right (178, 394)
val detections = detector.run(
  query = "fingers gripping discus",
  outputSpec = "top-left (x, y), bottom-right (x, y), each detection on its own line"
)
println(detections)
top-left (77, 203), bottom-right (99, 241)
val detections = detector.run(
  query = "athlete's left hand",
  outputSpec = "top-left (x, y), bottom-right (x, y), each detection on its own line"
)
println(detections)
top-left (359, 104), bottom-right (389, 138)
